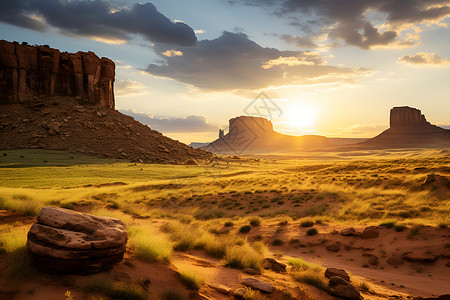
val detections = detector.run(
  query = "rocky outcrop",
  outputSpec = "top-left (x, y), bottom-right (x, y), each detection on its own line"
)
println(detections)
top-left (27, 207), bottom-right (127, 273)
top-left (325, 268), bottom-right (350, 282)
top-left (0, 40), bottom-right (115, 108)
top-left (390, 106), bottom-right (430, 129)
top-left (241, 277), bottom-right (274, 293)
top-left (362, 106), bottom-right (450, 148)
top-left (204, 116), bottom-right (329, 154)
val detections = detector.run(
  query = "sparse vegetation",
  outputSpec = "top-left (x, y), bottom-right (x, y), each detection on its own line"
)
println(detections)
top-left (178, 267), bottom-right (204, 291)
top-left (224, 244), bottom-right (263, 271)
top-left (84, 275), bottom-right (147, 300)
top-left (306, 228), bottom-right (318, 236)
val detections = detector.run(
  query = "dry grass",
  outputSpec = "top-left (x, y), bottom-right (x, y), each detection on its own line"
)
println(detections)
top-left (224, 244), bottom-right (263, 271)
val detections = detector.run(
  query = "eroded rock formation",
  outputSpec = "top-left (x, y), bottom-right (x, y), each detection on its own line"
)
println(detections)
top-left (363, 106), bottom-right (450, 148)
top-left (204, 116), bottom-right (329, 154)
top-left (390, 106), bottom-right (430, 128)
top-left (0, 40), bottom-right (115, 108)
top-left (27, 207), bottom-right (127, 273)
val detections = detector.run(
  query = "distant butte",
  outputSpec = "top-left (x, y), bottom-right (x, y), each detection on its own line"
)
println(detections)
top-left (204, 115), bottom-right (329, 154)
top-left (362, 106), bottom-right (450, 148)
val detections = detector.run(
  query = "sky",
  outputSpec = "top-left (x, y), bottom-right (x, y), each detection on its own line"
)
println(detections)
top-left (1, 0), bottom-right (450, 144)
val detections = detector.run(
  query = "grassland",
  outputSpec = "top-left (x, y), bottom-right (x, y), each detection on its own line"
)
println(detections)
top-left (0, 149), bottom-right (449, 299)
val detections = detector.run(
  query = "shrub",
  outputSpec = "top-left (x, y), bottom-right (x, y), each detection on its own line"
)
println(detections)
top-left (379, 221), bottom-right (396, 228)
top-left (249, 217), bottom-right (261, 227)
top-left (306, 228), bottom-right (318, 236)
top-left (394, 224), bottom-right (406, 232)
top-left (252, 241), bottom-right (267, 255)
top-left (300, 220), bottom-right (314, 228)
top-left (178, 268), bottom-right (204, 291)
top-left (271, 239), bottom-right (284, 246)
top-left (239, 225), bottom-right (251, 233)
top-left (241, 287), bottom-right (264, 300)
top-left (224, 221), bottom-right (234, 227)
top-left (224, 244), bottom-right (262, 271)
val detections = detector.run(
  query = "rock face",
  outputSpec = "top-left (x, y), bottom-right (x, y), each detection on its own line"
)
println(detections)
top-left (204, 116), bottom-right (329, 154)
top-left (390, 106), bottom-right (430, 129)
top-left (0, 40), bottom-right (115, 108)
top-left (362, 106), bottom-right (450, 148)
top-left (27, 207), bottom-right (127, 273)
top-left (241, 277), bottom-right (274, 293)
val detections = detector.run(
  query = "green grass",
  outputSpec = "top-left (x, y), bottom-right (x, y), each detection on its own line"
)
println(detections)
top-left (0, 225), bottom-right (36, 279)
top-left (129, 226), bottom-right (172, 263)
top-left (224, 244), bottom-right (263, 271)
top-left (178, 268), bottom-right (204, 291)
top-left (292, 269), bottom-right (327, 290)
top-left (84, 275), bottom-right (147, 300)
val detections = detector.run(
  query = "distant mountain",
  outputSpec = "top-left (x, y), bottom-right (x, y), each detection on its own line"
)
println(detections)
top-left (361, 106), bottom-right (450, 148)
top-left (203, 116), bottom-right (329, 154)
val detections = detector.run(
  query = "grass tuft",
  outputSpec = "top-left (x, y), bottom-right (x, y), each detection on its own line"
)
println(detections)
top-left (178, 268), bottom-right (204, 291)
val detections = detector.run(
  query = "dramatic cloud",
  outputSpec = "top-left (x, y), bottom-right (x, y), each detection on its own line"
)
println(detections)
top-left (0, 0), bottom-right (197, 46)
top-left (115, 80), bottom-right (149, 96)
top-left (121, 110), bottom-right (219, 133)
top-left (145, 31), bottom-right (370, 91)
top-left (399, 52), bottom-right (450, 66)
top-left (230, 0), bottom-right (450, 49)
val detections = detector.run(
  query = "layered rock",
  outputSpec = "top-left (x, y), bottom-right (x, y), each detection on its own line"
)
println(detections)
top-left (0, 40), bottom-right (115, 108)
top-left (204, 116), bottom-right (329, 154)
top-left (362, 106), bottom-right (450, 148)
top-left (27, 207), bottom-right (127, 273)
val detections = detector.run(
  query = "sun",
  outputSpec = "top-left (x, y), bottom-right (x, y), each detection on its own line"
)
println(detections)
top-left (285, 103), bottom-right (316, 130)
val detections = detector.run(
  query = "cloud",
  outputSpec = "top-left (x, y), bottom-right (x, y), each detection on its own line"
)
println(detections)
top-left (120, 110), bottom-right (219, 133)
top-left (398, 52), bottom-right (450, 66)
top-left (0, 0), bottom-right (197, 46)
top-left (145, 31), bottom-right (371, 91)
top-left (115, 80), bottom-right (149, 96)
top-left (162, 49), bottom-right (183, 57)
top-left (280, 34), bottom-right (319, 49)
top-left (230, 0), bottom-right (450, 49)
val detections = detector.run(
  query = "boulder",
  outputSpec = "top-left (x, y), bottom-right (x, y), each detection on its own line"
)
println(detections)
top-left (27, 207), bottom-right (127, 273)
top-left (340, 228), bottom-right (356, 236)
top-left (360, 227), bottom-right (379, 239)
top-left (328, 276), bottom-right (362, 299)
top-left (262, 258), bottom-right (286, 273)
top-left (326, 241), bottom-right (341, 252)
top-left (325, 268), bottom-right (350, 282)
top-left (363, 253), bottom-right (379, 266)
top-left (241, 278), bottom-right (274, 293)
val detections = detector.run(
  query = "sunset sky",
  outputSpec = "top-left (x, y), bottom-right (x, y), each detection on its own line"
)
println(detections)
top-left (1, 0), bottom-right (450, 144)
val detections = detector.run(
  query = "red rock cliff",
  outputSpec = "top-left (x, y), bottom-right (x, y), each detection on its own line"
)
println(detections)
top-left (390, 106), bottom-right (430, 129)
top-left (0, 40), bottom-right (115, 108)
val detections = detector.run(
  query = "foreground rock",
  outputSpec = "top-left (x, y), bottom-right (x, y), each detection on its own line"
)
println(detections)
top-left (328, 276), bottom-right (362, 300)
top-left (241, 277), bottom-right (274, 293)
top-left (27, 207), bottom-right (127, 273)
top-left (360, 227), bottom-right (379, 239)
top-left (325, 268), bottom-right (350, 282)
top-left (263, 258), bottom-right (286, 273)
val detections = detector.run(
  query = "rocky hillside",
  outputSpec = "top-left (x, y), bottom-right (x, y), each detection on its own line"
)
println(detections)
top-left (0, 41), bottom-right (212, 163)
top-left (362, 106), bottom-right (450, 148)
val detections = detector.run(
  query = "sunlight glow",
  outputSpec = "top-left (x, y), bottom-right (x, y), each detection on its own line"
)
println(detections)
top-left (285, 102), bottom-right (316, 130)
